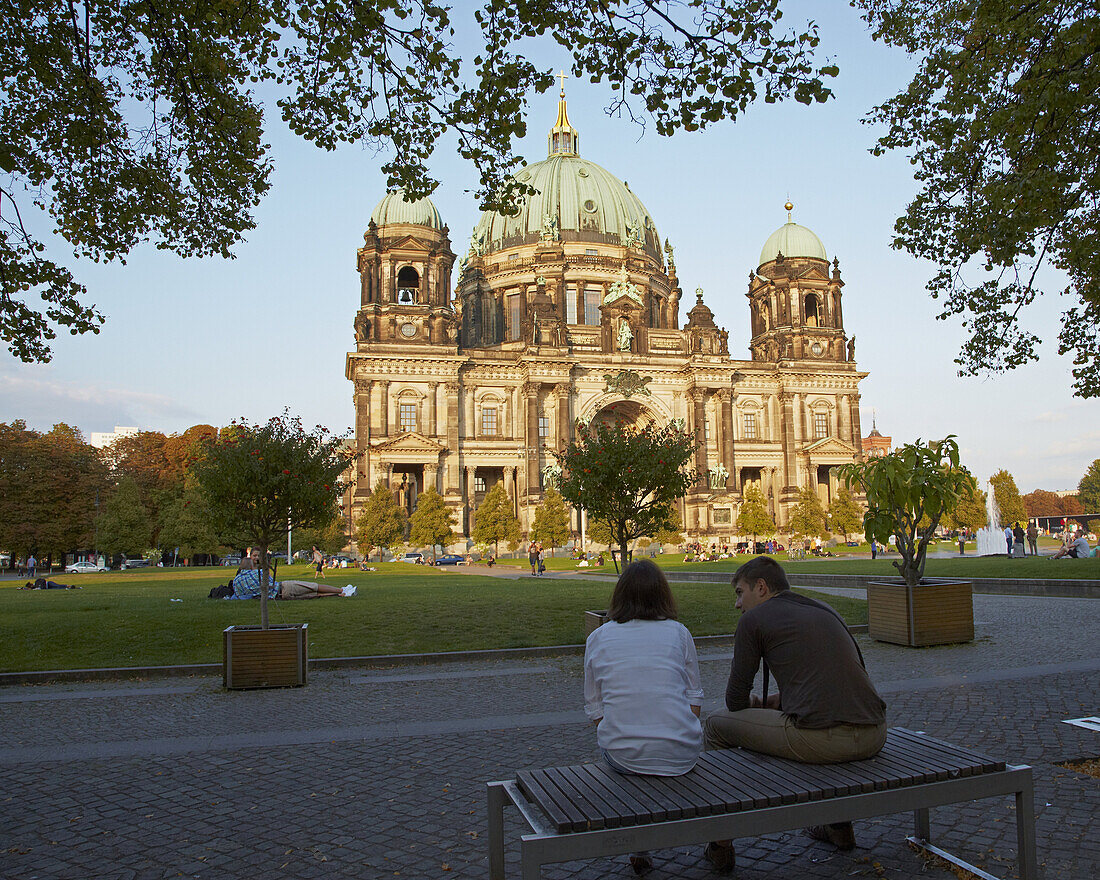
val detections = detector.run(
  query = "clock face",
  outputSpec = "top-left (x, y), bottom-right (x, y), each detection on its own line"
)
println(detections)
top-left (811, 342), bottom-right (824, 357)
top-left (400, 322), bottom-right (417, 338)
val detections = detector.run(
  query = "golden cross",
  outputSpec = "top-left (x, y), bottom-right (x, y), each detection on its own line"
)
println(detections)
top-left (557, 69), bottom-right (568, 97)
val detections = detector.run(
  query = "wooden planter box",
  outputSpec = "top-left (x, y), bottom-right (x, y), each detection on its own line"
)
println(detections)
top-left (584, 610), bottom-right (609, 637)
top-left (867, 580), bottom-right (973, 647)
top-left (223, 623), bottom-right (308, 689)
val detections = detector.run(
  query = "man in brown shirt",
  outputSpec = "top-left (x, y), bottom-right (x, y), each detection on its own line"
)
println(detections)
top-left (702, 556), bottom-right (887, 869)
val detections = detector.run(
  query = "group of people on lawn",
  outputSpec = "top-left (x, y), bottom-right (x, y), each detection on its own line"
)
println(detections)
top-left (584, 556), bottom-right (885, 874)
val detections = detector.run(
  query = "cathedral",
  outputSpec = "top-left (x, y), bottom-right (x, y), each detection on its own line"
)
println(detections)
top-left (344, 90), bottom-right (866, 545)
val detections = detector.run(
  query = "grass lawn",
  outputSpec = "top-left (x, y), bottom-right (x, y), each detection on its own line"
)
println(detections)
top-left (0, 564), bottom-right (865, 673)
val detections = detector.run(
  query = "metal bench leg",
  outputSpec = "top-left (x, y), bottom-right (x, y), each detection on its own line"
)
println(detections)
top-left (520, 840), bottom-right (542, 880)
top-left (1015, 780), bottom-right (1038, 880)
top-left (913, 807), bottom-right (930, 842)
top-left (488, 782), bottom-right (508, 880)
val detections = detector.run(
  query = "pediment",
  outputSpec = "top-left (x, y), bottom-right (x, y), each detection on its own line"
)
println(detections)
top-left (601, 293), bottom-right (646, 312)
top-left (803, 436), bottom-right (856, 457)
top-left (373, 432), bottom-right (447, 455)
top-left (384, 234), bottom-right (434, 252)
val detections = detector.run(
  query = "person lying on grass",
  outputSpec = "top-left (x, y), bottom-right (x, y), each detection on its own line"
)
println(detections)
top-left (231, 551), bottom-right (354, 599)
top-left (19, 578), bottom-right (81, 590)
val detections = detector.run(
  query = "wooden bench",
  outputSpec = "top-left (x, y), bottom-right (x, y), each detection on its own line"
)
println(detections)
top-left (487, 728), bottom-right (1036, 879)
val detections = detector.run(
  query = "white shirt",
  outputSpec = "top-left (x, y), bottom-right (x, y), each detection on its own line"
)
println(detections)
top-left (584, 618), bottom-right (704, 775)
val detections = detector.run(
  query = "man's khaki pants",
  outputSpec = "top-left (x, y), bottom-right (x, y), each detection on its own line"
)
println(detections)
top-left (705, 709), bottom-right (886, 763)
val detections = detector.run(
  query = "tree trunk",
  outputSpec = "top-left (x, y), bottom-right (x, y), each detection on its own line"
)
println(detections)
top-left (258, 546), bottom-right (270, 629)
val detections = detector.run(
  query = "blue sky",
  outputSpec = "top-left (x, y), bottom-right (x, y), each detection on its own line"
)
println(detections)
top-left (1, 3), bottom-right (1096, 493)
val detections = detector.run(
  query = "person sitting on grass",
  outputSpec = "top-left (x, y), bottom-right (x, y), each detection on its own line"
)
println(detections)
top-left (231, 551), bottom-right (353, 599)
top-left (584, 559), bottom-right (703, 875)
top-left (1051, 529), bottom-right (1092, 559)
top-left (701, 556), bottom-right (887, 872)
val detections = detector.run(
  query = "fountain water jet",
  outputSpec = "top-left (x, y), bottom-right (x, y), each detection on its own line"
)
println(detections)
top-left (974, 483), bottom-right (1005, 556)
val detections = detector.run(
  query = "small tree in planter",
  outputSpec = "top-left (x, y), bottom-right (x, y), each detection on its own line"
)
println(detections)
top-left (838, 436), bottom-right (975, 586)
top-left (838, 436), bottom-right (978, 647)
top-left (192, 412), bottom-right (354, 628)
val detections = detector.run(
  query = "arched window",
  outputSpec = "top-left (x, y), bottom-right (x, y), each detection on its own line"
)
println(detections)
top-left (397, 266), bottom-right (420, 304)
top-left (804, 294), bottom-right (820, 327)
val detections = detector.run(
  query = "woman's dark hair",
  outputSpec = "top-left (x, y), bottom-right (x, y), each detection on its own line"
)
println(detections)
top-left (607, 558), bottom-right (678, 623)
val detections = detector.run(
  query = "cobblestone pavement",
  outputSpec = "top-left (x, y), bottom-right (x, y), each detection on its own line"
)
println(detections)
top-left (1, 593), bottom-right (1097, 880)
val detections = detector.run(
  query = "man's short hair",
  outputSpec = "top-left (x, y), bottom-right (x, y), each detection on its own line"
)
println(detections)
top-left (732, 555), bottom-right (790, 594)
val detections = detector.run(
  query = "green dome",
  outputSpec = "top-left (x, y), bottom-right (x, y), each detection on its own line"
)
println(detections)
top-left (473, 154), bottom-right (661, 259)
top-left (370, 190), bottom-right (444, 230)
top-left (759, 221), bottom-right (827, 267)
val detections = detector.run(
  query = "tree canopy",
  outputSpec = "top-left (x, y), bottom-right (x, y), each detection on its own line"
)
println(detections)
top-left (555, 419), bottom-right (696, 566)
top-left (788, 487), bottom-right (829, 539)
top-left (989, 469), bottom-right (1026, 528)
top-left (1, 1), bottom-right (836, 361)
top-left (735, 482), bottom-right (774, 542)
top-left (355, 480), bottom-right (407, 561)
top-left (408, 487), bottom-right (456, 560)
top-left (530, 488), bottom-right (571, 552)
top-left (859, 0), bottom-right (1100, 397)
top-left (472, 481), bottom-right (522, 556)
top-left (0, 420), bottom-right (108, 559)
top-left (943, 480), bottom-right (988, 532)
top-left (1079, 459), bottom-right (1100, 513)
top-left (95, 475), bottom-right (152, 557)
top-left (827, 488), bottom-right (863, 542)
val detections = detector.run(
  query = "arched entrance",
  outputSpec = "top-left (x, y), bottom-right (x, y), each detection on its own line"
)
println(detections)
top-left (587, 399), bottom-right (659, 430)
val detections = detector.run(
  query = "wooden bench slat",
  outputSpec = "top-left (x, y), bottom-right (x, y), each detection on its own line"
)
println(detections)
top-left (595, 766), bottom-right (682, 822)
top-left (891, 729), bottom-right (1005, 773)
top-left (881, 737), bottom-right (967, 781)
top-left (540, 767), bottom-right (607, 831)
top-left (516, 770), bottom-right (585, 834)
top-left (708, 750), bottom-right (796, 805)
top-left (576, 764), bottom-right (651, 825)
top-left (643, 773), bottom-right (708, 819)
top-left (691, 758), bottom-right (767, 810)
top-left (698, 753), bottom-right (779, 808)
top-left (736, 754), bottom-right (819, 804)
top-left (557, 766), bottom-right (627, 828)
top-left (861, 748), bottom-right (939, 785)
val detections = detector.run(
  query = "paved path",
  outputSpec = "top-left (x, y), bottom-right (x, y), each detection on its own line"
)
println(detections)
top-left (1, 593), bottom-right (1097, 879)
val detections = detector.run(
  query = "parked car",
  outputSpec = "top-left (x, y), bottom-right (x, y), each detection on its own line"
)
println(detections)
top-left (221, 555), bottom-right (242, 567)
top-left (399, 552), bottom-right (425, 564)
top-left (433, 554), bottom-right (464, 566)
top-left (65, 561), bottom-right (108, 574)
top-left (121, 558), bottom-right (151, 569)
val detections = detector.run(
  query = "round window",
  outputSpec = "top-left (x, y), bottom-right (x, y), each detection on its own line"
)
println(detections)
top-left (577, 167), bottom-right (589, 178)
top-left (811, 342), bottom-right (824, 357)
top-left (517, 170), bottom-right (531, 182)
top-left (582, 199), bottom-right (597, 213)
top-left (400, 323), bottom-right (417, 338)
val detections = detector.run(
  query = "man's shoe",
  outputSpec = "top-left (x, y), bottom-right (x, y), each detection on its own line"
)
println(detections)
top-left (806, 822), bottom-right (856, 851)
top-left (629, 854), bottom-right (653, 874)
top-left (703, 841), bottom-right (736, 873)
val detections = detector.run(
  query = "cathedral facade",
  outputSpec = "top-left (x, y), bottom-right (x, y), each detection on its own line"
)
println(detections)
top-left (345, 94), bottom-right (866, 544)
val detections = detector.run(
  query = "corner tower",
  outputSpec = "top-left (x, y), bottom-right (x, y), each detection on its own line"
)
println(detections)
top-left (747, 203), bottom-right (850, 364)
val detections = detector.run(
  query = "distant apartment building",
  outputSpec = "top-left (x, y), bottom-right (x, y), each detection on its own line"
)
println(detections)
top-left (88, 426), bottom-right (141, 449)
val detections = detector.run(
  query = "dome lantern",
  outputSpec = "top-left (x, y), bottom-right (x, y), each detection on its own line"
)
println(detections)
top-left (548, 70), bottom-right (579, 157)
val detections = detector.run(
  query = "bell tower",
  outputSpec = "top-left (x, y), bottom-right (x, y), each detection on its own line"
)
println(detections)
top-left (747, 202), bottom-right (848, 364)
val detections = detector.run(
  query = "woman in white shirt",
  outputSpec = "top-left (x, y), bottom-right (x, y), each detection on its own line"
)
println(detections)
top-left (584, 558), bottom-right (704, 873)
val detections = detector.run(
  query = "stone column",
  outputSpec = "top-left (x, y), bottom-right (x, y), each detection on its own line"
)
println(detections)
top-left (354, 378), bottom-right (373, 493)
top-left (838, 394), bottom-right (850, 444)
top-left (465, 466), bottom-right (475, 535)
top-left (445, 381), bottom-right (461, 495)
top-left (523, 382), bottom-right (540, 496)
top-left (719, 389), bottom-right (734, 492)
top-left (555, 383), bottom-right (571, 448)
top-left (429, 382), bottom-right (439, 436)
top-left (464, 382), bottom-right (476, 439)
top-left (505, 466), bottom-right (517, 516)
top-left (691, 389), bottom-right (707, 490)
top-left (378, 380), bottom-right (390, 436)
top-left (504, 386), bottom-right (513, 439)
top-left (779, 391), bottom-right (797, 491)
top-left (425, 463), bottom-right (439, 494)
top-left (385, 462), bottom-right (394, 488)
top-left (851, 394), bottom-right (863, 456)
